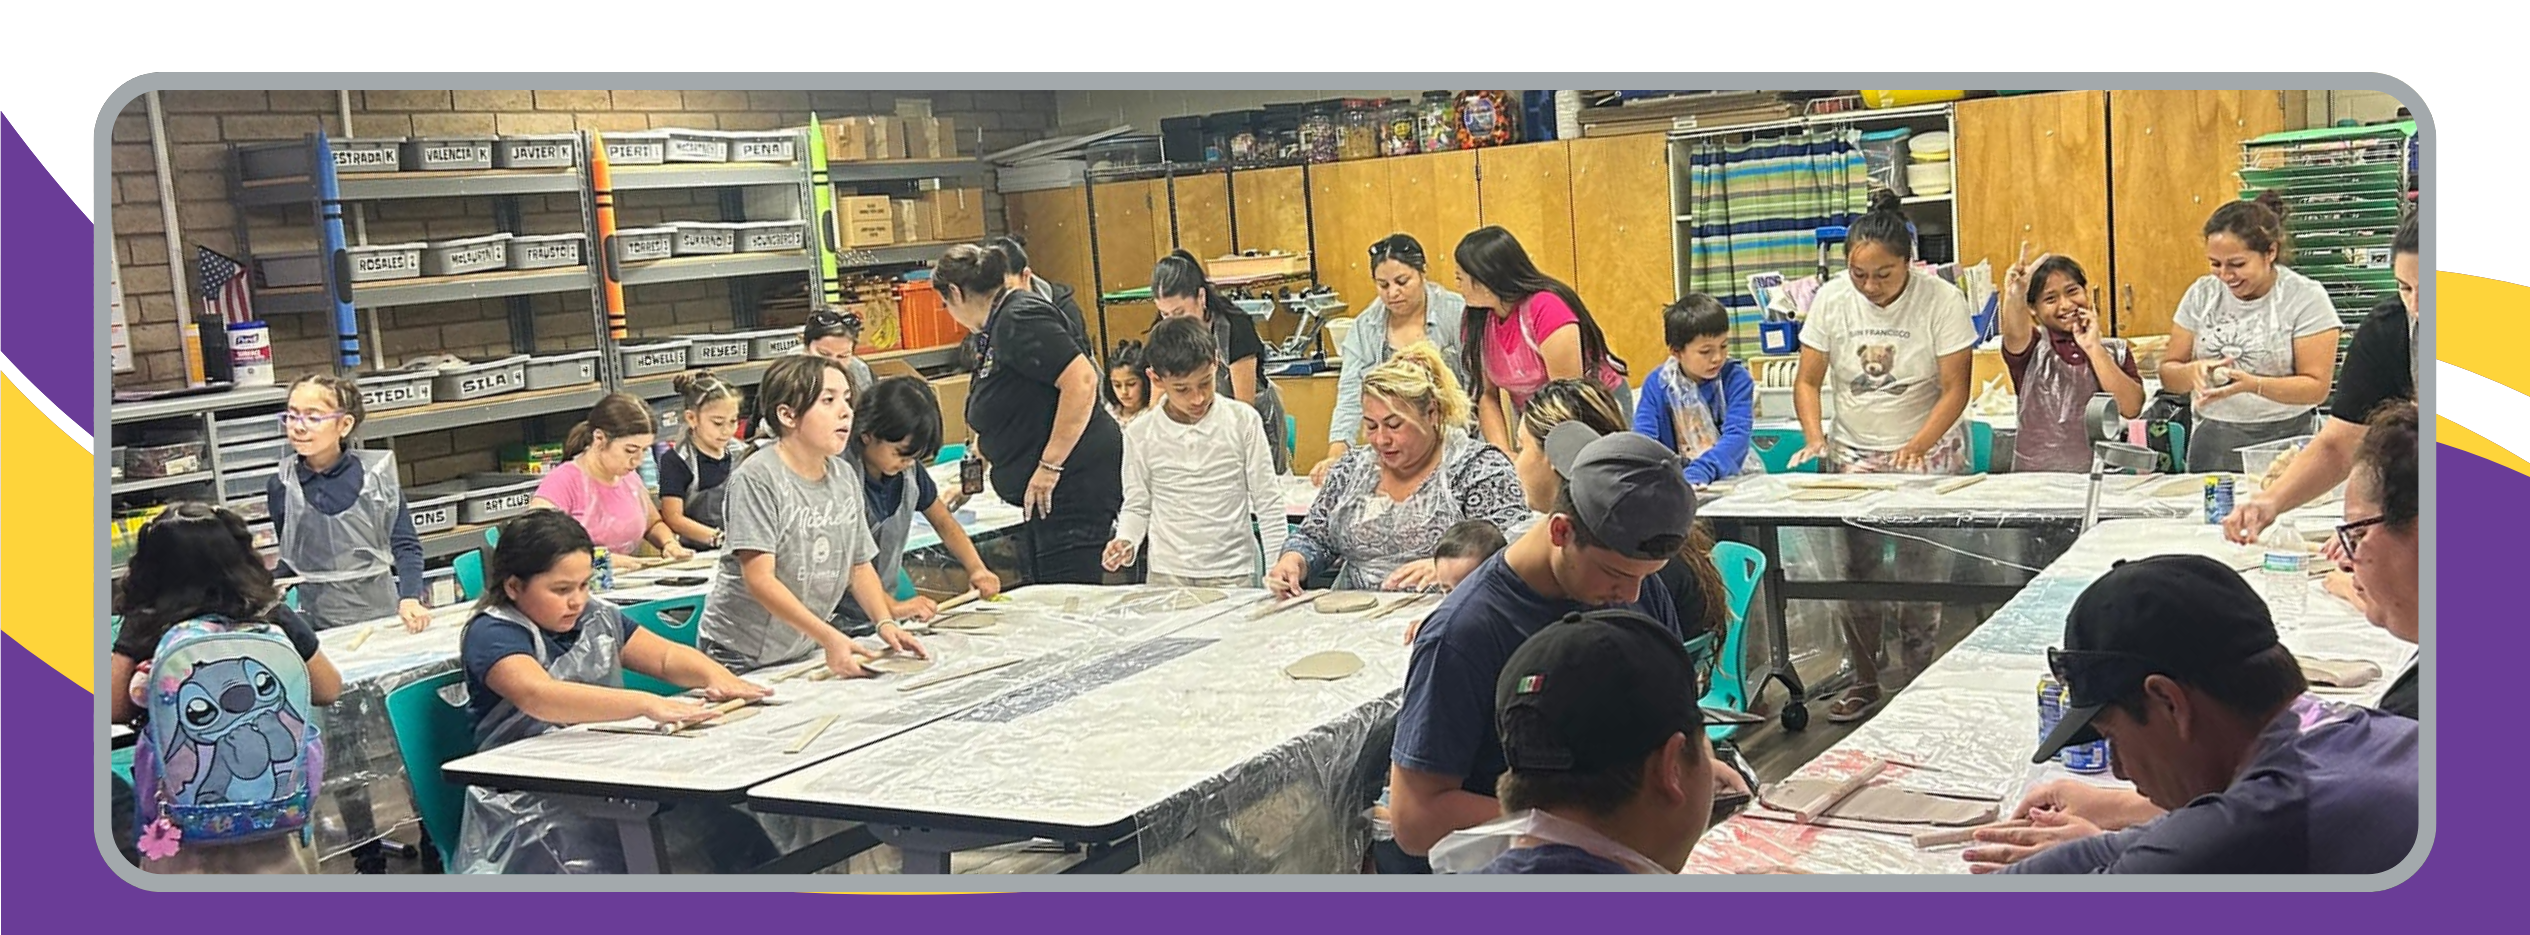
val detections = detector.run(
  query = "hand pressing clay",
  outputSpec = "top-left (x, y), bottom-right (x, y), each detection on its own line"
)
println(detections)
top-left (2299, 658), bottom-right (2381, 688)
top-left (1760, 779), bottom-right (1996, 826)
top-left (1312, 592), bottom-right (1381, 614)
top-left (861, 653), bottom-right (936, 675)
top-left (1284, 651), bottom-right (1366, 681)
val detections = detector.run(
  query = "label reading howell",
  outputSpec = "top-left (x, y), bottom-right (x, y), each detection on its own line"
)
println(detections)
top-left (356, 252), bottom-right (417, 274)
top-left (424, 145), bottom-right (489, 164)
top-left (335, 148), bottom-right (396, 167)
top-left (634, 351), bottom-right (681, 369)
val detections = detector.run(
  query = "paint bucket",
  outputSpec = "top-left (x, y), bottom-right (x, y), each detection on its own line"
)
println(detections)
top-left (227, 321), bottom-right (274, 387)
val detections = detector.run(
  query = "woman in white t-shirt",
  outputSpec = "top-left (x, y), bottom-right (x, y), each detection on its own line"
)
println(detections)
top-left (2158, 192), bottom-right (2344, 473)
top-left (1792, 192), bottom-right (1978, 722)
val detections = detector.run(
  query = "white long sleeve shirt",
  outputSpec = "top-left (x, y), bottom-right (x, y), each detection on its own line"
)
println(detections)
top-left (1115, 396), bottom-right (1289, 580)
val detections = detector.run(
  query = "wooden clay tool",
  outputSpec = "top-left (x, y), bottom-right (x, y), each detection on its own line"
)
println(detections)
top-left (1251, 589), bottom-right (1325, 621)
top-left (784, 714), bottom-right (840, 754)
top-left (893, 657), bottom-right (1024, 694)
top-left (1912, 818), bottom-right (2027, 850)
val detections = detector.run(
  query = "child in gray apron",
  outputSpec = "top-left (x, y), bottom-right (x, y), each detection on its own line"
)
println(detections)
top-left (275, 448), bottom-right (407, 629)
top-left (660, 371), bottom-right (750, 550)
top-left (835, 377), bottom-right (1004, 626)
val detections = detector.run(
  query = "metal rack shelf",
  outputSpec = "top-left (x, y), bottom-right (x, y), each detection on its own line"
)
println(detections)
top-left (620, 360), bottom-right (774, 399)
top-left (831, 240), bottom-right (966, 271)
top-left (233, 168), bottom-right (582, 207)
top-left (619, 252), bottom-right (813, 288)
top-left (111, 471), bottom-right (216, 495)
top-left (612, 163), bottom-right (804, 191)
top-left (255, 266), bottom-right (594, 315)
top-left (109, 384), bottom-right (292, 425)
top-left (825, 158), bottom-right (990, 184)
top-left (362, 384), bottom-right (609, 439)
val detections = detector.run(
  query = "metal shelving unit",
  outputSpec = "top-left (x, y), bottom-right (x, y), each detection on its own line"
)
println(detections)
top-left (828, 240), bottom-right (972, 272)
top-left (111, 471), bottom-right (216, 495)
top-left (360, 384), bottom-right (611, 439)
top-left (618, 251), bottom-right (815, 288)
top-left (2236, 120), bottom-right (2417, 401)
top-left (108, 384), bottom-right (292, 425)
top-left (254, 265), bottom-right (593, 315)
top-left (232, 167), bottom-right (581, 207)
top-left (611, 163), bottom-right (804, 191)
top-left (1081, 159), bottom-right (1322, 355)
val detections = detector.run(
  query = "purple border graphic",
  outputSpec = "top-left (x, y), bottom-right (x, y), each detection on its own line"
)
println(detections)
top-left (3, 110), bottom-right (2505, 928)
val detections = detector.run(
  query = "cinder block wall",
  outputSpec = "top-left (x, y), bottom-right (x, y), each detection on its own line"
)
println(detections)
top-left (109, 89), bottom-right (1056, 485)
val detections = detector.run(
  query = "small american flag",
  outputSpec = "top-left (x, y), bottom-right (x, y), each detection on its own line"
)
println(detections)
top-left (197, 245), bottom-right (255, 324)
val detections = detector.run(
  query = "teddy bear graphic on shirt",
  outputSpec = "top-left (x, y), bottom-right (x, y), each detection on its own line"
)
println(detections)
top-left (1849, 344), bottom-right (1902, 395)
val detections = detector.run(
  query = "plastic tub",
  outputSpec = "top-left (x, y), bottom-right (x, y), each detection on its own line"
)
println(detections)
top-left (686, 333), bottom-right (753, 368)
top-left (524, 350), bottom-right (600, 390)
top-left (1860, 127), bottom-right (1913, 198)
top-left (1861, 90), bottom-right (1967, 109)
top-left (258, 243), bottom-right (426, 286)
top-left (406, 491), bottom-right (463, 535)
top-left (507, 233), bottom-right (584, 270)
top-left (663, 129), bottom-right (729, 163)
top-left (602, 131), bottom-right (669, 166)
top-left (1908, 131), bottom-right (1954, 161)
top-left (215, 436), bottom-right (291, 470)
top-left (2239, 435), bottom-right (2315, 486)
top-left (222, 464), bottom-right (281, 502)
top-left (357, 369), bottom-right (435, 412)
top-left (429, 355), bottom-right (530, 402)
top-left (494, 134), bottom-right (578, 169)
top-left (125, 440), bottom-right (205, 478)
top-left (213, 410), bottom-right (287, 444)
top-left (400, 137), bottom-right (495, 171)
top-left (735, 327), bottom-right (800, 359)
top-left (616, 339), bottom-right (693, 378)
top-left (726, 130), bottom-right (798, 163)
top-left (1905, 162), bottom-right (1953, 196)
top-left (668, 222), bottom-right (737, 255)
top-left (733, 220), bottom-right (806, 253)
top-left (422, 233), bottom-right (513, 277)
top-left (612, 227), bottom-right (676, 264)
top-left (420, 473), bottom-right (544, 525)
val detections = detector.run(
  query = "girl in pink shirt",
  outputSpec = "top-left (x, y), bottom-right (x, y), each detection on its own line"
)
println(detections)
top-left (530, 393), bottom-right (692, 560)
top-left (1453, 226), bottom-right (1630, 453)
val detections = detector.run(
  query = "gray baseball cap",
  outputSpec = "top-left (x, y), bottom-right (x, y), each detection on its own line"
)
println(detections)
top-left (1542, 422), bottom-right (1695, 560)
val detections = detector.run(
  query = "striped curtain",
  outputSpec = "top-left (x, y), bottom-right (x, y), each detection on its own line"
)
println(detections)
top-left (1684, 128), bottom-right (1869, 357)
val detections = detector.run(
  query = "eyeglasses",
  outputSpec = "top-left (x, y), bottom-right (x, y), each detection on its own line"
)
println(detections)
top-left (2336, 515), bottom-right (2388, 560)
top-left (279, 411), bottom-right (349, 430)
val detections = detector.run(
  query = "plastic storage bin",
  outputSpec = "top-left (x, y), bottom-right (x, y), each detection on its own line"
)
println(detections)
top-left (2239, 435), bottom-right (2316, 484)
top-left (222, 464), bottom-right (281, 502)
top-left (664, 129), bottom-right (729, 163)
top-left (726, 130), bottom-right (798, 163)
top-left (257, 243), bottom-right (425, 286)
top-left (668, 222), bottom-right (737, 255)
top-left (357, 369), bottom-right (435, 412)
top-left (422, 233), bottom-right (513, 277)
top-left (735, 327), bottom-right (800, 359)
top-left (215, 436), bottom-right (290, 470)
top-left (611, 227), bottom-right (676, 264)
top-left (602, 131), bottom-right (669, 166)
top-left (616, 339), bottom-right (693, 378)
top-left (415, 474), bottom-right (543, 525)
top-left (686, 333), bottom-right (752, 368)
top-left (406, 491), bottom-right (462, 535)
top-left (524, 350), bottom-right (600, 390)
top-left (428, 355), bottom-right (529, 402)
top-left (733, 220), bottom-right (806, 253)
top-left (494, 134), bottom-right (578, 169)
top-left (125, 440), bottom-right (206, 478)
top-left (213, 410), bottom-right (287, 444)
top-left (401, 137), bottom-right (495, 171)
top-left (1860, 128), bottom-right (1913, 197)
top-left (506, 233), bottom-right (584, 270)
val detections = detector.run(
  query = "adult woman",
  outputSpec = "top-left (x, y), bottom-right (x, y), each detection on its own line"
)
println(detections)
top-left (1997, 247), bottom-right (2145, 472)
top-left (936, 244), bottom-right (1123, 585)
top-left (530, 393), bottom-right (692, 561)
top-left (1312, 234), bottom-right (1470, 483)
top-left (2159, 192), bottom-right (2343, 473)
top-left (1269, 342), bottom-right (1527, 595)
top-left (2341, 401), bottom-right (2419, 719)
top-left (802, 308), bottom-right (877, 403)
top-left (1791, 191), bottom-right (1977, 723)
top-left (1454, 226), bottom-right (1629, 453)
top-left (1154, 250), bottom-right (1291, 473)
top-left (987, 234), bottom-right (1093, 359)
top-left (266, 373), bottom-right (430, 630)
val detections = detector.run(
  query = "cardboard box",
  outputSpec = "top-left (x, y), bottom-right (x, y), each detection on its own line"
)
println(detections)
top-left (839, 194), bottom-right (893, 223)
top-left (931, 372), bottom-right (971, 442)
top-left (922, 188), bottom-right (988, 241)
top-left (909, 117), bottom-right (960, 159)
top-left (840, 218), bottom-right (896, 249)
top-left (823, 116), bottom-right (906, 162)
top-left (893, 198), bottom-right (930, 243)
top-left (894, 98), bottom-right (933, 120)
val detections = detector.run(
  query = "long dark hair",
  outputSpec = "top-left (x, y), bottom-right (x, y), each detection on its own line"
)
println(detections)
top-left (1453, 226), bottom-right (1624, 394)
top-left (1152, 250), bottom-right (1243, 323)
top-left (116, 502), bottom-right (281, 652)
top-left (477, 509), bottom-right (596, 613)
top-left (1104, 340), bottom-right (1149, 412)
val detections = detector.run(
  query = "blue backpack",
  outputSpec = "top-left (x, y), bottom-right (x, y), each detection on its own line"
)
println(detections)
top-left (133, 616), bottom-right (325, 851)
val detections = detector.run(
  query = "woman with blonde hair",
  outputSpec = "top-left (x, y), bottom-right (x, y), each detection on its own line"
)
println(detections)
top-left (1269, 342), bottom-right (1528, 594)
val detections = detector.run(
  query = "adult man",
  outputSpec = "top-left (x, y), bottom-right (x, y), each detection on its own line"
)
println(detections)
top-left (1386, 426), bottom-right (1693, 864)
top-left (1972, 555), bottom-right (2418, 874)
top-left (1427, 610), bottom-right (1717, 874)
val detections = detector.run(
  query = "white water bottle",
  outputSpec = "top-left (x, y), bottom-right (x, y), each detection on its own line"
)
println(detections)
top-left (2260, 521), bottom-right (2308, 634)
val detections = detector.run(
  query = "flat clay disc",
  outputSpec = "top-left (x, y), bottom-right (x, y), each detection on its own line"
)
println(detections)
top-left (1313, 592), bottom-right (1381, 614)
top-left (1285, 650), bottom-right (1365, 681)
top-left (863, 653), bottom-right (936, 675)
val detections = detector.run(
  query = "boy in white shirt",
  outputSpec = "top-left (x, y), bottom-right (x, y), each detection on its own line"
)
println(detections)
top-left (1103, 316), bottom-right (1289, 588)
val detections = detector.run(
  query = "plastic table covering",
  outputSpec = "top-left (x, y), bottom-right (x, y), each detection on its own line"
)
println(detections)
top-left (437, 584), bottom-right (1261, 871)
top-left (1684, 516), bottom-right (2412, 875)
top-left (747, 589), bottom-right (1440, 874)
top-left (305, 603), bottom-right (476, 860)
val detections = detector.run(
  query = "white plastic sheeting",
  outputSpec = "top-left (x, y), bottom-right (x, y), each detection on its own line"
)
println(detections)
top-left (306, 604), bottom-right (473, 859)
top-left (750, 589), bottom-right (1432, 873)
top-left (1700, 471), bottom-right (2215, 525)
top-left (1685, 517), bottom-right (2413, 875)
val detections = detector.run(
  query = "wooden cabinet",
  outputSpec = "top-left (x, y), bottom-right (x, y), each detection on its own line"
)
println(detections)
top-left (1307, 158), bottom-right (1398, 317)
top-left (2109, 90), bottom-right (2288, 336)
top-left (1476, 142), bottom-right (1578, 284)
top-left (1087, 178), bottom-right (1169, 296)
top-left (1003, 187), bottom-right (1095, 311)
top-left (1231, 166), bottom-right (1311, 257)
top-left (1956, 91), bottom-right (2112, 304)
top-left (1387, 149), bottom-right (1481, 289)
top-left (1568, 133), bottom-right (1677, 377)
top-left (1169, 172), bottom-right (1236, 262)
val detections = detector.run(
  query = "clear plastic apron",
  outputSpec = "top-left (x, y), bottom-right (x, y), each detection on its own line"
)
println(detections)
top-left (1427, 808), bottom-right (1669, 875)
top-left (1659, 360), bottom-right (1764, 478)
top-left (453, 605), bottom-right (629, 874)
top-left (1216, 312), bottom-right (1291, 473)
top-left (2014, 336), bottom-right (2129, 474)
top-left (1493, 302), bottom-right (1632, 417)
top-left (671, 440), bottom-right (747, 549)
top-left (276, 449), bottom-right (403, 628)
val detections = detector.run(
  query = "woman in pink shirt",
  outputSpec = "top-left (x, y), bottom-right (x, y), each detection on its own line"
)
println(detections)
top-left (1453, 226), bottom-right (1630, 453)
top-left (529, 393), bottom-right (692, 560)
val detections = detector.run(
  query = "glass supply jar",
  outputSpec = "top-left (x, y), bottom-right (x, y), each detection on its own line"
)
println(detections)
top-left (1418, 91), bottom-right (1460, 153)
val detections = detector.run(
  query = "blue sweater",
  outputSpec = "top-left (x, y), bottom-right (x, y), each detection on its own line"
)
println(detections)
top-left (1631, 359), bottom-right (1757, 485)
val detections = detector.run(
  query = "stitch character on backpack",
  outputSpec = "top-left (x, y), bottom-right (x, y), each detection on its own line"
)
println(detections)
top-left (133, 616), bottom-right (326, 869)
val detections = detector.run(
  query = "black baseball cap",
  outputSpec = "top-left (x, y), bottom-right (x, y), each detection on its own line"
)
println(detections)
top-left (1542, 422), bottom-right (1695, 560)
top-left (2032, 554), bottom-right (2284, 764)
top-left (1498, 610), bottom-right (1704, 773)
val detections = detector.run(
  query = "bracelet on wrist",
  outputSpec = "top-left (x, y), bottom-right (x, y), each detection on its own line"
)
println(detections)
top-left (1039, 460), bottom-right (1065, 473)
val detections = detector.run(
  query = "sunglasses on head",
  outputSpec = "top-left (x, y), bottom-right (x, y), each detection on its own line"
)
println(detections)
top-left (808, 310), bottom-right (863, 334)
top-left (1368, 242), bottom-right (1424, 267)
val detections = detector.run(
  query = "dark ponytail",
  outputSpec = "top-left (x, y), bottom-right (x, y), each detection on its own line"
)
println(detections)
top-left (563, 393), bottom-right (656, 459)
top-left (1847, 189), bottom-right (1914, 262)
top-left (2205, 191), bottom-right (2292, 260)
top-left (1152, 250), bottom-right (1244, 322)
top-left (1452, 226), bottom-right (1625, 395)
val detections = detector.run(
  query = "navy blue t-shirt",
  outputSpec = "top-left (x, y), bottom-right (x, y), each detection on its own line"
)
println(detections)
top-left (1393, 552), bottom-right (1681, 797)
top-left (459, 603), bottom-right (641, 725)
top-left (1475, 843), bottom-right (1633, 874)
top-left (864, 464), bottom-right (939, 521)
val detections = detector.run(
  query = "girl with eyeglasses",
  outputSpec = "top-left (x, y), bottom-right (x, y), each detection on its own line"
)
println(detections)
top-left (266, 372), bottom-right (431, 631)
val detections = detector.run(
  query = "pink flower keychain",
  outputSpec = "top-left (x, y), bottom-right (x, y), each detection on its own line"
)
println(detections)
top-left (138, 817), bottom-right (183, 860)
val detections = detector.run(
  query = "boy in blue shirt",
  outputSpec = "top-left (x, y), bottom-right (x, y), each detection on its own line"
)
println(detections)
top-left (1632, 294), bottom-right (1759, 485)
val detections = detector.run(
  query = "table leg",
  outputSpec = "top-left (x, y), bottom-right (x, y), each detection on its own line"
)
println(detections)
top-left (552, 796), bottom-right (666, 874)
top-left (871, 824), bottom-right (1028, 875)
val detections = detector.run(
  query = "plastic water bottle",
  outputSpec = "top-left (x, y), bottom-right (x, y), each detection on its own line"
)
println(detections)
top-left (2260, 521), bottom-right (2307, 634)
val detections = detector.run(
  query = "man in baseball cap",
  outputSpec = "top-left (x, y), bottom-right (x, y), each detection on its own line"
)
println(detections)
top-left (1385, 426), bottom-right (1698, 866)
top-left (1971, 554), bottom-right (2418, 874)
top-left (1428, 610), bottom-right (1716, 874)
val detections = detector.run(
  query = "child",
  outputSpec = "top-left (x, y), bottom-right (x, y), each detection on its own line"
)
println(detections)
top-left (113, 502), bottom-right (343, 873)
top-left (696, 355), bottom-right (926, 676)
top-left (848, 376), bottom-right (1004, 623)
top-left (659, 370), bottom-right (749, 550)
top-left (1103, 316), bottom-right (1288, 588)
top-left (530, 393), bottom-right (691, 560)
top-left (1632, 295), bottom-right (1760, 485)
top-left (1998, 246), bottom-right (2145, 472)
top-left (1430, 519), bottom-right (1508, 590)
top-left (267, 372), bottom-right (431, 631)
top-left (1105, 339), bottom-right (1152, 429)
top-left (452, 509), bottom-right (771, 874)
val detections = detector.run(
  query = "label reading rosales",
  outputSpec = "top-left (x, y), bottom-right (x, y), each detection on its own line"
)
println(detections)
top-left (357, 252), bottom-right (417, 275)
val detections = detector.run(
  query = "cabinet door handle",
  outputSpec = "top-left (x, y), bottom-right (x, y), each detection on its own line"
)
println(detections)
top-left (2123, 284), bottom-right (2136, 312)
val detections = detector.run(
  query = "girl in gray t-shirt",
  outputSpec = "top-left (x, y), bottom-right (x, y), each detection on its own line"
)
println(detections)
top-left (697, 356), bottom-right (924, 676)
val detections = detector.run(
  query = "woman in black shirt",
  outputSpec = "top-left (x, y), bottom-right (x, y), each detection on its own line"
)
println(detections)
top-left (934, 244), bottom-right (1123, 584)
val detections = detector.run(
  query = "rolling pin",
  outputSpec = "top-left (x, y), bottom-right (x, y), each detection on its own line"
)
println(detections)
top-left (1791, 759), bottom-right (1888, 824)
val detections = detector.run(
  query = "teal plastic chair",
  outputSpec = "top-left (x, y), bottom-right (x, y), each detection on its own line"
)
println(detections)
top-left (1699, 541), bottom-right (1768, 739)
top-left (283, 586), bottom-right (299, 611)
top-left (935, 443), bottom-right (966, 467)
top-left (618, 595), bottom-right (704, 697)
top-left (384, 670), bottom-right (475, 871)
top-left (1967, 420), bottom-right (1992, 474)
top-left (893, 568), bottom-right (918, 601)
top-left (1750, 426), bottom-right (1818, 474)
top-left (453, 549), bottom-right (486, 601)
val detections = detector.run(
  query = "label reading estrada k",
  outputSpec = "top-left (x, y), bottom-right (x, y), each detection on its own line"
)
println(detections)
top-left (335, 148), bottom-right (395, 167)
